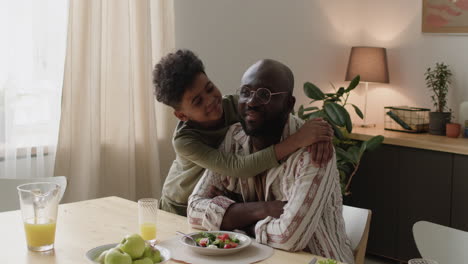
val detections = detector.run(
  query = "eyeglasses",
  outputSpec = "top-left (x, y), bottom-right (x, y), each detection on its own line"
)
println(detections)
top-left (237, 87), bottom-right (289, 105)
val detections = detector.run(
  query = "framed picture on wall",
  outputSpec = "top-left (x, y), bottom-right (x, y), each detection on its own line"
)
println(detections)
top-left (422, 0), bottom-right (468, 33)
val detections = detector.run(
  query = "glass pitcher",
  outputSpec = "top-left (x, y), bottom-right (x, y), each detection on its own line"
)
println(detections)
top-left (17, 182), bottom-right (61, 252)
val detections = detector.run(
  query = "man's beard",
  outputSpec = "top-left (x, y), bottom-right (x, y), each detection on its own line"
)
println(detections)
top-left (240, 111), bottom-right (289, 139)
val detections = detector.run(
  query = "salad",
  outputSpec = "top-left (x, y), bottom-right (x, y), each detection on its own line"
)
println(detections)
top-left (195, 232), bottom-right (240, 249)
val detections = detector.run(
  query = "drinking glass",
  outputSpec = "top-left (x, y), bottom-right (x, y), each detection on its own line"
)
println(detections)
top-left (17, 182), bottom-right (61, 252)
top-left (408, 259), bottom-right (439, 264)
top-left (138, 198), bottom-right (158, 241)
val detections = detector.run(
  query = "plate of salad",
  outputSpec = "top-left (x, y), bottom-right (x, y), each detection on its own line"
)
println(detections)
top-left (179, 231), bottom-right (252, 256)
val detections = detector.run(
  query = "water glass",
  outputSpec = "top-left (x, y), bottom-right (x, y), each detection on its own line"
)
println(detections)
top-left (408, 259), bottom-right (439, 264)
top-left (17, 182), bottom-right (61, 252)
top-left (138, 198), bottom-right (158, 241)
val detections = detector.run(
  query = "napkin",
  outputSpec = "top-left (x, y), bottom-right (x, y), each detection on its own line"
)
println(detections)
top-left (158, 236), bottom-right (274, 264)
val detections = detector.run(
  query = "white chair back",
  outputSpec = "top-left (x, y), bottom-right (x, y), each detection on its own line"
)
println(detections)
top-left (0, 176), bottom-right (67, 212)
top-left (343, 205), bottom-right (372, 264)
top-left (413, 221), bottom-right (468, 263)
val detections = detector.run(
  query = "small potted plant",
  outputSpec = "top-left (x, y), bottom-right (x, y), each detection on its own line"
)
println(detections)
top-left (425, 62), bottom-right (452, 135)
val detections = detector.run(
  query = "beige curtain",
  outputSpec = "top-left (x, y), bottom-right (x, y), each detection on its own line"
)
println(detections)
top-left (55, 0), bottom-right (175, 202)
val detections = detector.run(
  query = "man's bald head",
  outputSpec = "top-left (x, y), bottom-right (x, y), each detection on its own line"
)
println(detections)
top-left (241, 59), bottom-right (294, 94)
top-left (238, 59), bottom-right (296, 138)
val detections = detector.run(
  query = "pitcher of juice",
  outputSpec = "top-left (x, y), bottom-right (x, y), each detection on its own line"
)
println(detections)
top-left (17, 182), bottom-right (61, 252)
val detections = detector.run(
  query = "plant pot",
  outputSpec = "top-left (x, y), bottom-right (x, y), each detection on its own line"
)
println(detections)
top-left (446, 123), bottom-right (461, 138)
top-left (429, 112), bottom-right (451, 135)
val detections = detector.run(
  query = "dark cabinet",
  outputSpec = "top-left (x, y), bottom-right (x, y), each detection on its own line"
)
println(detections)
top-left (346, 144), bottom-right (455, 262)
top-left (347, 144), bottom-right (399, 258)
top-left (452, 154), bottom-right (468, 231)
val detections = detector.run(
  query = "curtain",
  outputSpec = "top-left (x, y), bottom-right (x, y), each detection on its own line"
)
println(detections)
top-left (54, 0), bottom-right (175, 202)
top-left (0, 0), bottom-right (69, 179)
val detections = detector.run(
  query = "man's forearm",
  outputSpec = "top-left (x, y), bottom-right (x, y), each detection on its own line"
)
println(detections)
top-left (220, 200), bottom-right (285, 230)
top-left (220, 202), bottom-right (266, 230)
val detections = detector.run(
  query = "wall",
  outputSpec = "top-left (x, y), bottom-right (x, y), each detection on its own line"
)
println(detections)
top-left (173, 0), bottom-right (363, 117)
top-left (359, 0), bottom-right (468, 124)
top-left (173, 0), bottom-right (468, 126)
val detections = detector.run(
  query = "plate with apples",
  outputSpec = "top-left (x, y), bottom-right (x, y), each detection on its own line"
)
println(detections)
top-left (86, 234), bottom-right (170, 264)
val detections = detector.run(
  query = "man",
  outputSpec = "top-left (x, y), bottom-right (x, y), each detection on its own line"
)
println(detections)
top-left (187, 59), bottom-right (354, 263)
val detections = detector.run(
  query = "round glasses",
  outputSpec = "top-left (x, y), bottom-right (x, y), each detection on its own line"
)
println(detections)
top-left (237, 87), bottom-right (289, 105)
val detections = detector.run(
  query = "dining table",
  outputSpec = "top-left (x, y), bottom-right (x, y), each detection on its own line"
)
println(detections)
top-left (0, 196), bottom-right (340, 264)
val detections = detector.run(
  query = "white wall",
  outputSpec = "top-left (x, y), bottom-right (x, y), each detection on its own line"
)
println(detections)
top-left (173, 0), bottom-right (468, 126)
top-left (174, 0), bottom-right (363, 117)
top-left (359, 0), bottom-right (468, 124)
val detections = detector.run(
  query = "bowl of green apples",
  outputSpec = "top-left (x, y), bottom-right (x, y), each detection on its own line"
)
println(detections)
top-left (86, 234), bottom-right (170, 264)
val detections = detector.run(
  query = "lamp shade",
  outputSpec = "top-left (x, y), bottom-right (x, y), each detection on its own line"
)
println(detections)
top-left (345, 47), bottom-right (389, 83)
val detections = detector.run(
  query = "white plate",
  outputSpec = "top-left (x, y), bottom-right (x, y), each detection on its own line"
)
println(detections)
top-left (85, 243), bottom-right (170, 263)
top-left (179, 231), bottom-right (252, 256)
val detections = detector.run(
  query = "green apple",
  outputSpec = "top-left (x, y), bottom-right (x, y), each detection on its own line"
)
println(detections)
top-left (132, 257), bottom-right (153, 264)
top-left (95, 249), bottom-right (109, 263)
top-left (119, 234), bottom-right (146, 259)
top-left (142, 245), bottom-right (162, 263)
top-left (104, 248), bottom-right (132, 264)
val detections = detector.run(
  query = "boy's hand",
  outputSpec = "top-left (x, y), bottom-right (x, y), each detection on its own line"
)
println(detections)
top-left (294, 118), bottom-right (333, 148)
top-left (308, 141), bottom-right (334, 167)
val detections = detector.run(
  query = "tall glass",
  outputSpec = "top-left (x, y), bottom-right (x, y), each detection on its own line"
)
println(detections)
top-left (138, 198), bottom-right (158, 242)
top-left (17, 182), bottom-right (61, 252)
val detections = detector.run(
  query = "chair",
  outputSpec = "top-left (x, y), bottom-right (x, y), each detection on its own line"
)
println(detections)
top-left (342, 205), bottom-right (372, 264)
top-left (413, 221), bottom-right (468, 263)
top-left (0, 176), bottom-right (67, 212)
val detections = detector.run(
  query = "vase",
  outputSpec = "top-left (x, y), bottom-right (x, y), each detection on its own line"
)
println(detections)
top-left (429, 112), bottom-right (451, 135)
top-left (446, 123), bottom-right (461, 138)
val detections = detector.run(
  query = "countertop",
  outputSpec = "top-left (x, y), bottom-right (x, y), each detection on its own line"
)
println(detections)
top-left (349, 125), bottom-right (468, 156)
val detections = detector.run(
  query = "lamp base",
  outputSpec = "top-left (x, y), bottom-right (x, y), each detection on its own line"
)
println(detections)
top-left (358, 123), bottom-right (376, 128)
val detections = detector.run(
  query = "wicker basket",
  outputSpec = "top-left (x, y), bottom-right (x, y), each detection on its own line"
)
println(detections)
top-left (384, 106), bottom-right (430, 133)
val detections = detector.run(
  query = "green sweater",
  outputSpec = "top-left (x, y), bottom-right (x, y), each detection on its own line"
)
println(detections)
top-left (159, 95), bottom-right (279, 216)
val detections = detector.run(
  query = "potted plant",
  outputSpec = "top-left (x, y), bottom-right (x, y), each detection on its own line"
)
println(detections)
top-left (425, 62), bottom-right (452, 135)
top-left (296, 75), bottom-right (384, 196)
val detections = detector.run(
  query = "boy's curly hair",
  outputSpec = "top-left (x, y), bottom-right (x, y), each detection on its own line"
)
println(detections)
top-left (152, 49), bottom-right (205, 109)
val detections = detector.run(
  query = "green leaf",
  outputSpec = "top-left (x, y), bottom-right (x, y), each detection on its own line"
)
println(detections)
top-left (330, 122), bottom-right (344, 140)
top-left (304, 82), bottom-right (325, 100)
top-left (348, 146), bottom-right (361, 163)
top-left (336, 147), bottom-right (354, 162)
top-left (359, 141), bottom-right (367, 156)
top-left (351, 104), bottom-right (364, 119)
top-left (303, 106), bottom-right (319, 112)
top-left (365, 135), bottom-right (384, 151)
top-left (345, 75), bottom-right (360, 92)
top-left (324, 102), bottom-right (350, 128)
top-left (307, 110), bottom-right (325, 120)
top-left (337, 87), bottom-right (345, 97)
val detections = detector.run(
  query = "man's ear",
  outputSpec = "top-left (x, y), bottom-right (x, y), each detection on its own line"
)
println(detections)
top-left (174, 110), bottom-right (189, 122)
top-left (287, 96), bottom-right (296, 114)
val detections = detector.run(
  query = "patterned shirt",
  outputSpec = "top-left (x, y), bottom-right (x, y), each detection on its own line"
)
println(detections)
top-left (188, 115), bottom-right (354, 264)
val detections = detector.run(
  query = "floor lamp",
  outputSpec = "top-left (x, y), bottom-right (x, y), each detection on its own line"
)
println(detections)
top-left (345, 47), bottom-right (389, 127)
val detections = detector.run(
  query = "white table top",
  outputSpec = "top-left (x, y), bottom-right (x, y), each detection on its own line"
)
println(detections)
top-left (0, 196), bottom-right (332, 264)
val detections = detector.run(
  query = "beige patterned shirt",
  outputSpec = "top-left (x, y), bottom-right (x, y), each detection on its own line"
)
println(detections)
top-left (188, 115), bottom-right (354, 264)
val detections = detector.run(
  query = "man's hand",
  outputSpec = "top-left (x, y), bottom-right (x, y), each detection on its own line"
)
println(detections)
top-left (293, 118), bottom-right (333, 148)
top-left (220, 200), bottom-right (288, 231)
top-left (308, 140), bottom-right (334, 167)
top-left (264, 200), bottom-right (287, 218)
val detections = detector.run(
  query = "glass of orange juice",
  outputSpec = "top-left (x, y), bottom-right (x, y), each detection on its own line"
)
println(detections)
top-left (138, 198), bottom-right (158, 242)
top-left (17, 182), bottom-right (61, 252)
